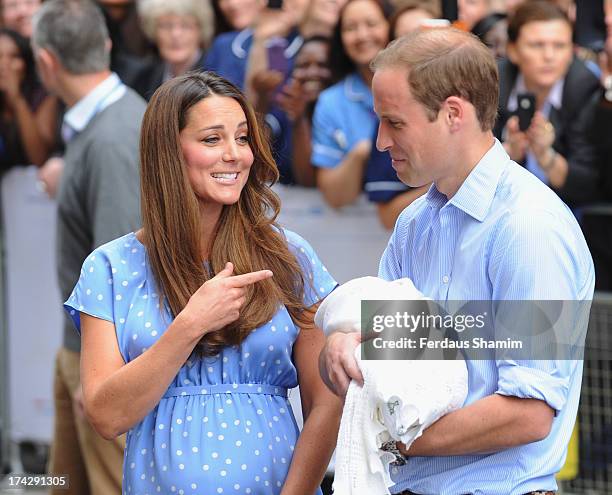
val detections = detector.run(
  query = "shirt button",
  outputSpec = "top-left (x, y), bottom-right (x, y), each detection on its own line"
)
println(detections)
top-left (442, 275), bottom-right (450, 284)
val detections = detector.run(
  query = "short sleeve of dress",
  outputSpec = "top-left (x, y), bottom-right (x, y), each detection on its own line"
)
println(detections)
top-left (284, 229), bottom-right (338, 308)
top-left (64, 249), bottom-right (115, 335)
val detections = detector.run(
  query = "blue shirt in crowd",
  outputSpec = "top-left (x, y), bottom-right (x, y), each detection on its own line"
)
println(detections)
top-left (364, 127), bottom-right (409, 203)
top-left (380, 139), bottom-right (594, 495)
top-left (311, 73), bottom-right (378, 168)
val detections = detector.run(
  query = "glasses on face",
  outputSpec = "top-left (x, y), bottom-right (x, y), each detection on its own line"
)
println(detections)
top-left (157, 18), bottom-right (199, 34)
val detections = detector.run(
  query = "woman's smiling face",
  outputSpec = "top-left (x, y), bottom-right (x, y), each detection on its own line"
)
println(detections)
top-left (340, 0), bottom-right (389, 69)
top-left (180, 95), bottom-right (254, 209)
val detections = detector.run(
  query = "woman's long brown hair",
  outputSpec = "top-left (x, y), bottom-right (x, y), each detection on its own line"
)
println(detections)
top-left (140, 71), bottom-right (313, 356)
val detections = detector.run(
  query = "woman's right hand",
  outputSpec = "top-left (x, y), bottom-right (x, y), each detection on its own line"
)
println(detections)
top-left (180, 262), bottom-right (273, 337)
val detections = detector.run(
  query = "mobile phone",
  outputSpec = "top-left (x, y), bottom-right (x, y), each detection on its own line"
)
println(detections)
top-left (267, 0), bottom-right (282, 9)
top-left (516, 92), bottom-right (536, 132)
top-left (267, 39), bottom-right (289, 77)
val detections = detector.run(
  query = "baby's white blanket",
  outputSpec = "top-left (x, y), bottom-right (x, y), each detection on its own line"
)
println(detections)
top-left (315, 277), bottom-right (468, 494)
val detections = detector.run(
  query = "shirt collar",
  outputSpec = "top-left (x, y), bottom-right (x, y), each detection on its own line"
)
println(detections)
top-left (231, 28), bottom-right (253, 58)
top-left (344, 72), bottom-right (373, 105)
top-left (508, 74), bottom-right (564, 114)
top-left (426, 139), bottom-right (509, 222)
top-left (63, 73), bottom-right (122, 133)
top-left (230, 28), bottom-right (302, 59)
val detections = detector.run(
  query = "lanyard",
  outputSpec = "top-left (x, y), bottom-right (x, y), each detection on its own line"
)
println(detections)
top-left (85, 80), bottom-right (125, 125)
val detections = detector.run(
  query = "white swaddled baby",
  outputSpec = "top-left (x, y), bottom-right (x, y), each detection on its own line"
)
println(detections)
top-left (315, 276), bottom-right (468, 495)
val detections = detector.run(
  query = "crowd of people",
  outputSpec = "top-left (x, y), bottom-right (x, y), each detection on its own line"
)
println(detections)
top-left (0, 0), bottom-right (611, 494)
top-left (1, 0), bottom-right (611, 254)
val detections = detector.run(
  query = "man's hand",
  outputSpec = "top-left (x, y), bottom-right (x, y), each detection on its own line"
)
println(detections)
top-left (318, 331), bottom-right (362, 397)
top-left (37, 156), bottom-right (64, 198)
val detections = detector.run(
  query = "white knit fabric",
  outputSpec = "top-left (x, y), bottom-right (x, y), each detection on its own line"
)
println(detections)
top-left (315, 277), bottom-right (469, 495)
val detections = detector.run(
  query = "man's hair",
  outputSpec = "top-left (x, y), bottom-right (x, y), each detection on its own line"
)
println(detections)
top-left (32, 0), bottom-right (110, 74)
top-left (508, 1), bottom-right (570, 43)
top-left (371, 28), bottom-right (499, 131)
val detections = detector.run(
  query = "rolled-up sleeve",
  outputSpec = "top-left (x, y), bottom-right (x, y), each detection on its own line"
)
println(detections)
top-left (496, 359), bottom-right (573, 413)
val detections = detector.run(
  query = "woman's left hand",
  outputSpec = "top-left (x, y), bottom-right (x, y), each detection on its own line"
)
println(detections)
top-left (0, 59), bottom-right (24, 104)
top-left (526, 112), bottom-right (556, 160)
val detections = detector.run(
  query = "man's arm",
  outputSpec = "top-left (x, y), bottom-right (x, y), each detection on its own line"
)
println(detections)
top-left (401, 394), bottom-right (554, 456)
top-left (319, 331), bottom-right (555, 455)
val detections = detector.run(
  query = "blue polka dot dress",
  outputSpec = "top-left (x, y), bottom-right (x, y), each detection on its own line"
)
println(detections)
top-left (64, 229), bottom-right (337, 495)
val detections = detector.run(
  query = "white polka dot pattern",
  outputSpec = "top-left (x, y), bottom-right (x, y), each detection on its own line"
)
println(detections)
top-left (64, 231), bottom-right (337, 494)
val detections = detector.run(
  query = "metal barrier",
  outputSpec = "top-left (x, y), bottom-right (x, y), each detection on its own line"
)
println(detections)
top-left (0, 171), bottom-right (9, 474)
top-left (0, 167), bottom-right (63, 485)
top-left (562, 292), bottom-right (612, 494)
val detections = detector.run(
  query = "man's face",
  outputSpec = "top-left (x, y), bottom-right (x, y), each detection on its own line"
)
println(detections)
top-left (508, 20), bottom-right (573, 92)
top-left (373, 67), bottom-right (445, 188)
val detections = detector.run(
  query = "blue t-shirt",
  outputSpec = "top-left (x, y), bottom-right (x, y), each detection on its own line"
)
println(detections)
top-left (311, 73), bottom-right (378, 169)
top-left (204, 29), bottom-right (253, 88)
top-left (64, 229), bottom-right (337, 495)
top-left (364, 127), bottom-right (410, 203)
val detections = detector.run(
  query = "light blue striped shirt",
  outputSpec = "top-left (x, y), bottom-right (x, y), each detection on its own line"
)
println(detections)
top-left (380, 139), bottom-right (594, 495)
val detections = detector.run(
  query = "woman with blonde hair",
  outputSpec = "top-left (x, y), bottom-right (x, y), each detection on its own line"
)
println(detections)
top-left (133, 0), bottom-right (213, 100)
top-left (65, 71), bottom-right (342, 494)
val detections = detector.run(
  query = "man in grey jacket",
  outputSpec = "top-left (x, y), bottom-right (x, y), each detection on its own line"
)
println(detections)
top-left (31, 1), bottom-right (146, 493)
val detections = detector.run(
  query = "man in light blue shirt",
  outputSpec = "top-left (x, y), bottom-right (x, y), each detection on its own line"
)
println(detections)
top-left (320, 28), bottom-right (594, 495)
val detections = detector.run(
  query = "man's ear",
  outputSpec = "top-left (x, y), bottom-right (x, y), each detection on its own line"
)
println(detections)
top-left (34, 47), bottom-right (59, 77)
top-left (443, 96), bottom-right (464, 132)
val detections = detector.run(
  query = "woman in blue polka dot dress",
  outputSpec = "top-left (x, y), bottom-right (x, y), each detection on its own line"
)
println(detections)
top-left (64, 72), bottom-right (342, 495)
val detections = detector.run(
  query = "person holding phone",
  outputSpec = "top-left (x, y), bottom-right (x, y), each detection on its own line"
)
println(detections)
top-left (580, 0), bottom-right (612, 291)
top-left (495, 1), bottom-right (600, 208)
top-left (64, 71), bottom-right (342, 495)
